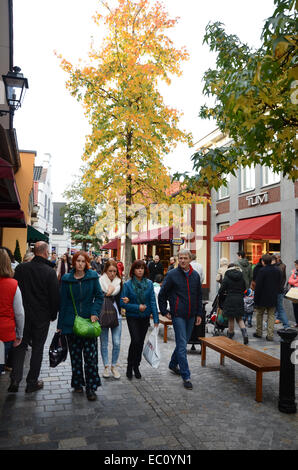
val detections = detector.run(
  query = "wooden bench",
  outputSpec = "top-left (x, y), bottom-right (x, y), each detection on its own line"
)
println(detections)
top-left (199, 336), bottom-right (280, 402)
top-left (158, 314), bottom-right (172, 343)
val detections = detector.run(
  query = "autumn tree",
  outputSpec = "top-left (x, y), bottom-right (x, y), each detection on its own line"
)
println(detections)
top-left (62, 177), bottom-right (103, 251)
top-left (188, 0), bottom-right (297, 190)
top-left (57, 0), bottom-right (196, 276)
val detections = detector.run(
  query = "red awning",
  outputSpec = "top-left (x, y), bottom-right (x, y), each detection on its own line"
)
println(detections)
top-left (0, 157), bottom-right (15, 180)
top-left (214, 214), bottom-right (281, 242)
top-left (132, 226), bottom-right (180, 244)
top-left (0, 208), bottom-right (26, 228)
top-left (101, 238), bottom-right (119, 250)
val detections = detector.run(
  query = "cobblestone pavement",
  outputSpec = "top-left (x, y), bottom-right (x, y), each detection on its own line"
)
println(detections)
top-left (0, 306), bottom-right (297, 451)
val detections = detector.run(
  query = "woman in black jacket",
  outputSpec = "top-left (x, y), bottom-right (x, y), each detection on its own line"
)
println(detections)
top-left (218, 263), bottom-right (248, 344)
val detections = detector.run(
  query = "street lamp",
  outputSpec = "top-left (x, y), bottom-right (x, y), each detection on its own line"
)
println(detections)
top-left (0, 66), bottom-right (29, 117)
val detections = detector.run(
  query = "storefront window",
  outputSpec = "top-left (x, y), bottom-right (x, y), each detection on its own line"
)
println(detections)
top-left (244, 239), bottom-right (281, 265)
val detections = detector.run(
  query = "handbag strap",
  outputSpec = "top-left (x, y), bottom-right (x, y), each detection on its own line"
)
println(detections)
top-left (69, 284), bottom-right (78, 317)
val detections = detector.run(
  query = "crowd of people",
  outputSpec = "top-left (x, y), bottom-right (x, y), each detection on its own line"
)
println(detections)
top-left (216, 251), bottom-right (298, 343)
top-left (0, 242), bottom-right (297, 401)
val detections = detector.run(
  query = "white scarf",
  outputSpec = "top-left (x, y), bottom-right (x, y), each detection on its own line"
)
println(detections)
top-left (99, 273), bottom-right (121, 296)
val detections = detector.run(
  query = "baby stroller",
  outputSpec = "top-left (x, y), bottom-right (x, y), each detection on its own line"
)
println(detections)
top-left (206, 293), bottom-right (228, 336)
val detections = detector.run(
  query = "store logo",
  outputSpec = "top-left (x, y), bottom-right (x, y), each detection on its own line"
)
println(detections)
top-left (246, 192), bottom-right (268, 206)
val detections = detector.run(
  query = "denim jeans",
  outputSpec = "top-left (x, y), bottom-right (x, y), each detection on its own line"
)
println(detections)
top-left (275, 293), bottom-right (290, 327)
top-left (0, 341), bottom-right (13, 374)
top-left (100, 318), bottom-right (122, 366)
top-left (170, 316), bottom-right (195, 381)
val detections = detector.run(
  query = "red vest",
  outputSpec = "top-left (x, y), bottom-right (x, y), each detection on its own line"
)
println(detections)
top-left (0, 278), bottom-right (18, 342)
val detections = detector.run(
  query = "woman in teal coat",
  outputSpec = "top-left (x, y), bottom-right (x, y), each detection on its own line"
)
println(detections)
top-left (57, 251), bottom-right (104, 401)
top-left (120, 260), bottom-right (159, 380)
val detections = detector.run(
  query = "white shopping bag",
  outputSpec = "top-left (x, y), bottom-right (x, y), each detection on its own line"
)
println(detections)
top-left (143, 327), bottom-right (160, 368)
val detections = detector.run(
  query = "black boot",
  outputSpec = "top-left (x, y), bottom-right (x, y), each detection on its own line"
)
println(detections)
top-left (7, 380), bottom-right (19, 393)
top-left (133, 365), bottom-right (141, 379)
top-left (126, 365), bottom-right (133, 380)
top-left (241, 328), bottom-right (249, 345)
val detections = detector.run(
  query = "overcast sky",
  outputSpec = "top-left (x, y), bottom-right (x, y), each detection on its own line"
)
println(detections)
top-left (12, 0), bottom-right (274, 201)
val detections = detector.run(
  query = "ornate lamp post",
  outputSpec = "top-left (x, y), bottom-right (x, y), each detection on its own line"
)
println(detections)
top-left (0, 66), bottom-right (29, 117)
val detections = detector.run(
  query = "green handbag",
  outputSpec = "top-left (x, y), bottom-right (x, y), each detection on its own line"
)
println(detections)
top-left (69, 284), bottom-right (101, 338)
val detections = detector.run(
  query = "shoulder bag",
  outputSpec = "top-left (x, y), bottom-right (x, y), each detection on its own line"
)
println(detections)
top-left (69, 284), bottom-right (101, 338)
top-left (99, 296), bottom-right (119, 329)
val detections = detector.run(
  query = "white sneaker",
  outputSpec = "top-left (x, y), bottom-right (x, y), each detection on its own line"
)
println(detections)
top-left (111, 366), bottom-right (121, 379)
top-left (103, 366), bottom-right (110, 378)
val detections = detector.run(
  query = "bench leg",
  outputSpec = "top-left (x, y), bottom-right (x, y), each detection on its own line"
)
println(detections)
top-left (220, 353), bottom-right (225, 366)
top-left (163, 325), bottom-right (167, 343)
top-left (256, 371), bottom-right (263, 402)
top-left (201, 344), bottom-right (206, 366)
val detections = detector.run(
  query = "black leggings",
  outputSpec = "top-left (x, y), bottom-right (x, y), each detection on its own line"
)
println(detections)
top-left (126, 317), bottom-right (150, 367)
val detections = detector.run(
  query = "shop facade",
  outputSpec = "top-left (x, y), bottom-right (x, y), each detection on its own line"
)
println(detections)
top-left (207, 144), bottom-right (298, 321)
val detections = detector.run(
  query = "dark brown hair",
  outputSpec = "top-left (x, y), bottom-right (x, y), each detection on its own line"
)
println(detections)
top-left (129, 260), bottom-right (149, 279)
top-left (103, 260), bottom-right (122, 287)
top-left (72, 251), bottom-right (90, 270)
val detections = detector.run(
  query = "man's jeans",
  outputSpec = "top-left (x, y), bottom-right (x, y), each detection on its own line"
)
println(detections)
top-left (100, 318), bottom-right (122, 366)
top-left (275, 293), bottom-right (290, 327)
top-left (170, 316), bottom-right (195, 381)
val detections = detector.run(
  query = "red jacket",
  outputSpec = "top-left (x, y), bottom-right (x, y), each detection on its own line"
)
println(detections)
top-left (0, 277), bottom-right (18, 342)
top-left (288, 269), bottom-right (298, 288)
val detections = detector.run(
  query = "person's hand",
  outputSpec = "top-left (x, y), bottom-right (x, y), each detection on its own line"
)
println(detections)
top-left (195, 316), bottom-right (202, 326)
top-left (91, 315), bottom-right (99, 323)
top-left (121, 297), bottom-right (130, 304)
top-left (56, 329), bottom-right (62, 333)
top-left (13, 338), bottom-right (22, 347)
top-left (139, 304), bottom-right (147, 312)
top-left (106, 286), bottom-right (115, 296)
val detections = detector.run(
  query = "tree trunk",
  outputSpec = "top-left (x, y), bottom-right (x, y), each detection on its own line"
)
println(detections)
top-left (124, 217), bottom-right (132, 280)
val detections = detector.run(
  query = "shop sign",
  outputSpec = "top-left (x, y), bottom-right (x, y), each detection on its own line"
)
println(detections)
top-left (246, 192), bottom-right (268, 206)
top-left (171, 238), bottom-right (184, 246)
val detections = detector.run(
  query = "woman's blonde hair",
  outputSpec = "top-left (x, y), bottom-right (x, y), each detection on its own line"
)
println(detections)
top-left (0, 248), bottom-right (14, 278)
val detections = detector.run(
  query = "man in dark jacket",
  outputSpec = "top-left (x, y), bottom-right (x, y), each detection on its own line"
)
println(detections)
top-left (254, 254), bottom-right (281, 341)
top-left (148, 255), bottom-right (164, 281)
top-left (8, 242), bottom-right (60, 393)
top-left (236, 251), bottom-right (253, 289)
top-left (158, 249), bottom-right (203, 390)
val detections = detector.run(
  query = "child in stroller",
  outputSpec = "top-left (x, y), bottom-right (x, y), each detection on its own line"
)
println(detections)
top-left (206, 293), bottom-right (228, 336)
top-left (243, 288), bottom-right (254, 327)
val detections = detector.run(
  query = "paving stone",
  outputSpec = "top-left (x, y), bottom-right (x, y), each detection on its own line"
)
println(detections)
top-left (58, 437), bottom-right (87, 449)
top-left (0, 315), bottom-right (297, 450)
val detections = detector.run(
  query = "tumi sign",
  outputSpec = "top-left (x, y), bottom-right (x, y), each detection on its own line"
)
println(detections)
top-left (246, 192), bottom-right (269, 207)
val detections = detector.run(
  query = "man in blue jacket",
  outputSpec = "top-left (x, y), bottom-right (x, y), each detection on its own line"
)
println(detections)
top-left (158, 249), bottom-right (203, 390)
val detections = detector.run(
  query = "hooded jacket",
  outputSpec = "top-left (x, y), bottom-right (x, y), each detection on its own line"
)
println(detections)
top-left (218, 267), bottom-right (246, 318)
top-left (236, 258), bottom-right (253, 289)
top-left (57, 269), bottom-right (104, 334)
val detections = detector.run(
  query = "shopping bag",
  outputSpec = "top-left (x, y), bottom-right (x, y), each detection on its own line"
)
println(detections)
top-left (285, 287), bottom-right (298, 304)
top-left (49, 332), bottom-right (68, 368)
top-left (143, 327), bottom-right (160, 369)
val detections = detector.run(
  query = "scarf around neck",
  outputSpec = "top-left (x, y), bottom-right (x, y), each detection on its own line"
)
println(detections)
top-left (131, 276), bottom-right (149, 305)
top-left (99, 273), bottom-right (121, 296)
